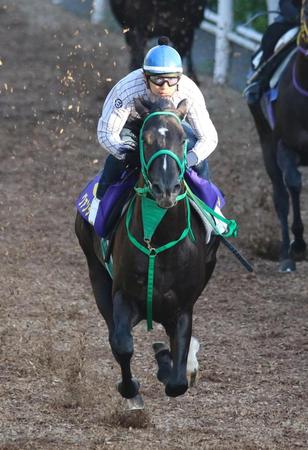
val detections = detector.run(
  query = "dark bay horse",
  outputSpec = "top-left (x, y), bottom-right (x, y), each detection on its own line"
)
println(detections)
top-left (248, 0), bottom-right (308, 272)
top-left (75, 97), bottom-right (219, 407)
top-left (109, 0), bottom-right (207, 84)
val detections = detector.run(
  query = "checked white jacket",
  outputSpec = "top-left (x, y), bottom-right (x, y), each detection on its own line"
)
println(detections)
top-left (97, 69), bottom-right (218, 165)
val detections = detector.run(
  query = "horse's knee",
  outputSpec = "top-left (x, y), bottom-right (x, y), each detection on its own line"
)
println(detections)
top-left (277, 142), bottom-right (301, 190)
top-left (284, 168), bottom-right (301, 191)
top-left (111, 330), bottom-right (133, 358)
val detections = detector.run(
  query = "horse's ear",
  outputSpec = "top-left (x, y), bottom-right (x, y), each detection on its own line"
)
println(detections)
top-left (176, 99), bottom-right (189, 120)
top-left (134, 97), bottom-right (150, 118)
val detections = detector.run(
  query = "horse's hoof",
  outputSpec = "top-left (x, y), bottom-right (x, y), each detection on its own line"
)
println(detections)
top-left (289, 239), bottom-right (307, 261)
top-left (153, 342), bottom-right (172, 384)
top-left (165, 381), bottom-right (188, 397)
top-left (152, 342), bottom-right (169, 354)
top-left (117, 378), bottom-right (140, 399)
top-left (187, 368), bottom-right (199, 387)
top-left (125, 394), bottom-right (144, 410)
top-left (278, 258), bottom-right (296, 273)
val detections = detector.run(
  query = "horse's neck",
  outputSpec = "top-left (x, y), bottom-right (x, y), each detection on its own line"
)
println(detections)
top-left (131, 195), bottom-right (187, 245)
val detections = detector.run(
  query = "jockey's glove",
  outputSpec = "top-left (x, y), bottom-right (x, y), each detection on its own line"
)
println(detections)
top-left (186, 150), bottom-right (198, 168)
top-left (123, 148), bottom-right (141, 169)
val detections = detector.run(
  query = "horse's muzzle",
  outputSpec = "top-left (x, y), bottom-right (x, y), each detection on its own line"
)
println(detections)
top-left (156, 194), bottom-right (178, 209)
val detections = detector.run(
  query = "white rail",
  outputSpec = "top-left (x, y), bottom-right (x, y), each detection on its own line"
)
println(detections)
top-left (91, 0), bottom-right (107, 24)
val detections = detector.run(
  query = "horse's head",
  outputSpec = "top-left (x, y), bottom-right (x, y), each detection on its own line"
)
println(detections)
top-left (135, 97), bottom-right (188, 209)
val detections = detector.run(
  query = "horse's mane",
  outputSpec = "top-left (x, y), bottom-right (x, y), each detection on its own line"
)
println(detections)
top-left (140, 97), bottom-right (176, 113)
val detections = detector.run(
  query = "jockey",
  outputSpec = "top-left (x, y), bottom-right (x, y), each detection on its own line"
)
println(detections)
top-left (245, 0), bottom-right (301, 105)
top-left (94, 36), bottom-right (218, 201)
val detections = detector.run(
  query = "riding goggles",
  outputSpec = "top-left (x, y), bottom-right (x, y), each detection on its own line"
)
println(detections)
top-left (148, 75), bottom-right (180, 87)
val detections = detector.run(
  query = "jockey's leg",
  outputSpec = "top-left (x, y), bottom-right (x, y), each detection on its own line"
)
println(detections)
top-left (245, 22), bottom-right (296, 106)
top-left (96, 126), bottom-right (137, 200)
top-left (182, 122), bottom-right (227, 233)
top-left (182, 121), bottom-right (210, 181)
top-left (88, 155), bottom-right (125, 225)
top-left (260, 22), bottom-right (292, 65)
top-left (96, 155), bottom-right (126, 200)
top-left (192, 159), bottom-right (210, 181)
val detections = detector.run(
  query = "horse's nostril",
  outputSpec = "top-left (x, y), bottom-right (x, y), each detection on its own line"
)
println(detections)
top-left (152, 183), bottom-right (162, 195)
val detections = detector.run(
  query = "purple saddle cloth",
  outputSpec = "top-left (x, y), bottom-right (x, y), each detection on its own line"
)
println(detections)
top-left (76, 171), bottom-right (138, 237)
top-left (76, 169), bottom-right (225, 238)
top-left (185, 169), bottom-right (225, 210)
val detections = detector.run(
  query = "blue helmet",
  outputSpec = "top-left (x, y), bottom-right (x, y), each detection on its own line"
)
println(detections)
top-left (143, 40), bottom-right (183, 75)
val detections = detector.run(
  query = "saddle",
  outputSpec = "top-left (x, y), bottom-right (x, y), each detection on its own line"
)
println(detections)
top-left (76, 169), bottom-right (226, 240)
top-left (260, 46), bottom-right (297, 129)
top-left (244, 27), bottom-right (298, 105)
top-left (75, 170), bottom-right (138, 239)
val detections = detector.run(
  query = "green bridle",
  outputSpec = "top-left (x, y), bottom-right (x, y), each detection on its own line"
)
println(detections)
top-left (136, 111), bottom-right (188, 197)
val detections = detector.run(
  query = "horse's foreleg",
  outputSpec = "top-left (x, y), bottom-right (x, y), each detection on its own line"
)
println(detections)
top-left (277, 141), bottom-right (306, 261)
top-left (272, 178), bottom-right (293, 271)
top-left (262, 141), bottom-right (293, 271)
top-left (165, 310), bottom-right (192, 397)
top-left (152, 342), bottom-right (172, 384)
top-left (111, 291), bottom-right (140, 399)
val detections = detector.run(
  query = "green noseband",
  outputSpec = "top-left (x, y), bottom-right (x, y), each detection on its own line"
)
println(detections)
top-left (138, 111), bottom-right (188, 193)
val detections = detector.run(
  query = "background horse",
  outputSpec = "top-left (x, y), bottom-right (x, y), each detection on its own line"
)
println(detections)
top-left (75, 97), bottom-right (219, 407)
top-left (109, 0), bottom-right (207, 84)
top-left (248, 0), bottom-right (308, 272)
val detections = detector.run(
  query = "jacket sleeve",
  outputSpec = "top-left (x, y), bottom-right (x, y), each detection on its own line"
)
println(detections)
top-left (97, 84), bottom-right (132, 160)
top-left (185, 85), bottom-right (218, 164)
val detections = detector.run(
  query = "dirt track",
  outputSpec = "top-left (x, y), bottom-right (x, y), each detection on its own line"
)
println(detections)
top-left (1, 1), bottom-right (307, 449)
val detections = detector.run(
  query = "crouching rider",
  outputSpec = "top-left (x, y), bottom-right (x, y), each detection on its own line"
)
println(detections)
top-left (91, 36), bottom-right (218, 216)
